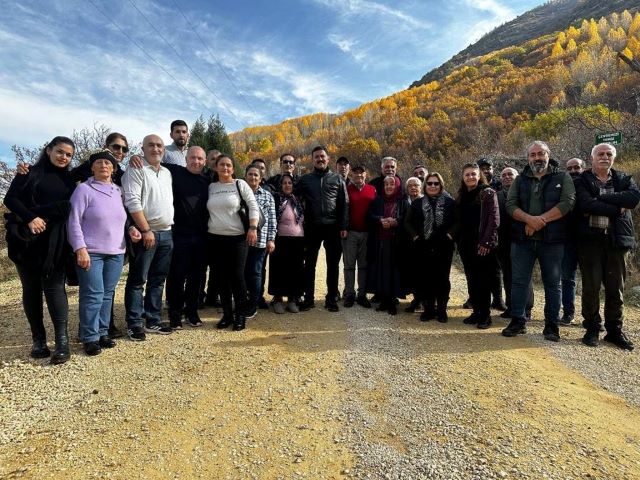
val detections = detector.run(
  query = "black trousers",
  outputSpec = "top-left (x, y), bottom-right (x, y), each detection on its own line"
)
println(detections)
top-left (497, 246), bottom-right (534, 314)
top-left (578, 234), bottom-right (627, 332)
top-left (459, 243), bottom-right (495, 318)
top-left (418, 238), bottom-right (454, 312)
top-left (167, 232), bottom-right (205, 317)
top-left (16, 263), bottom-right (68, 342)
top-left (303, 224), bottom-right (342, 302)
top-left (207, 233), bottom-right (249, 315)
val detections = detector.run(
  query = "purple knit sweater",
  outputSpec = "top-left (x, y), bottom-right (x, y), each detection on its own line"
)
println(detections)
top-left (67, 178), bottom-right (127, 254)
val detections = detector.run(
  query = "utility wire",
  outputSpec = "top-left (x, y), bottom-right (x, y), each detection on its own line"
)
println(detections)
top-left (86, 0), bottom-right (217, 115)
top-left (126, 0), bottom-right (245, 129)
top-left (169, 0), bottom-right (260, 121)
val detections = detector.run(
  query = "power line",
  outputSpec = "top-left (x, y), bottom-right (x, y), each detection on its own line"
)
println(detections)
top-left (86, 0), bottom-right (216, 115)
top-left (125, 0), bottom-right (245, 129)
top-left (169, 0), bottom-right (260, 121)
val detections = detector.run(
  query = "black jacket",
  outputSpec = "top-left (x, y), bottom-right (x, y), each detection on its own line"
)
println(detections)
top-left (295, 168), bottom-right (348, 229)
top-left (574, 168), bottom-right (640, 249)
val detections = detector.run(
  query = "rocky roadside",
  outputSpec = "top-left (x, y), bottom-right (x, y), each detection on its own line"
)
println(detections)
top-left (1, 263), bottom-right (640, 479)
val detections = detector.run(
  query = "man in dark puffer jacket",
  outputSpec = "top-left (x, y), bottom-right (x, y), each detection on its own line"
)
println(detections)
top-left (575, 143), bottom-right (640, 351)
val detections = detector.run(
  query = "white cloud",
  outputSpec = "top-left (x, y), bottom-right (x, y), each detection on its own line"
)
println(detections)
top-left (327, 33), bottom-right (368, 63)
top-left (312, 0), bottom-right (431, 30)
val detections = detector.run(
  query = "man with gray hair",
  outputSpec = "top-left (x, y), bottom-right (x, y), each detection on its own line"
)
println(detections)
top-left (369, 156), bottom-right (404, 196)
top-left (559, 157), bottom-right (585, 325)
top-left (502, 141), bottom-right (575, 341)
top-left (575, 143), bottom-right (639, 350)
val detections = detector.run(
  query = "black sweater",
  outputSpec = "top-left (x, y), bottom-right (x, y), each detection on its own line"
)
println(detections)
top-left (163, 163), bottom-right (210, 236)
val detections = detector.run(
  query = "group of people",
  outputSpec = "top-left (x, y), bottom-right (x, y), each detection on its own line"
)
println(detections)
top-left (4, 119), bottom-right (638, 365)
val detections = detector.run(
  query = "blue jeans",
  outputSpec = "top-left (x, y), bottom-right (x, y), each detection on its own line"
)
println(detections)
top-left (561, 243), bottom-right (578, 316)
top-left (125, 230), bottom-right (173, 328)
top-left (511, 241), bottom-right (564, 323)
top-left (77, 253), bottom-right (124, 343)
top-left (245, 246), bottom-right (266, 307)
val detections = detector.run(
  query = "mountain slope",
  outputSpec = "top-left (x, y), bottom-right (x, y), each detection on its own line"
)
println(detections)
top-left (410, 0), bottom-right (640, 88)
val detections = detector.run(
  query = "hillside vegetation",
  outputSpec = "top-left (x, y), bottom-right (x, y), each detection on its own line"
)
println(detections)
top-left (230, 10), bottom-right (640, 186)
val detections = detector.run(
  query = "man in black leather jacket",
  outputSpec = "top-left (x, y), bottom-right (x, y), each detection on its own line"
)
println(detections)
top-left (575, 143), bottom-right (640, 351)
top-left (295, 146), bottom-right (349, 311)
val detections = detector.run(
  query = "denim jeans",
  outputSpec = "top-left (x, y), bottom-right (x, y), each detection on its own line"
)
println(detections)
top-left (511, 240), bottom-right (564, 323)
top-left (245, 246), bottom-right (266, 307)
top-left (125, 230), bottom-right (173, 328)
top-left (561, 243), bottom-right (578, 316)
top-left (77, 253), bottom-right (124, 343)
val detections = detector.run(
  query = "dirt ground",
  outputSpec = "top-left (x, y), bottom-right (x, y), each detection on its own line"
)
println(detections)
top-left (1, 254), bottom-right (640, 479)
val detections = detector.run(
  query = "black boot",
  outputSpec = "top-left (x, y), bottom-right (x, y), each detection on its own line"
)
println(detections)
top-left (27, 315), bottom-right (50, 358)
top-left (502, 317), bottom-right (526, 337)
top-left (217, 304), bottom-right (234, 329)
top-left (233, 312), bottom-right (246, 331)
top-left (50, 318), bottom-right (70, 365)
top-left (542, 322), bottom-right (560, 342)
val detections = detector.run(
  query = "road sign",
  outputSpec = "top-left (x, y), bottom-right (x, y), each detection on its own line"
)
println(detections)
top-left (595, 132), bottom-right (622, 145)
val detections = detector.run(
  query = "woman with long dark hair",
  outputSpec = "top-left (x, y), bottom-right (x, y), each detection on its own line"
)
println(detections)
top-left (406, 172), bottom-right (456, 322)
top-left (268, 173), bottom-right (305, 314)
top-left (452, 163), bottom-right (499, 329)
top-left (4, 137), bottom-right (77, 363)
top-left (207, 155), bottom-right (259, 331)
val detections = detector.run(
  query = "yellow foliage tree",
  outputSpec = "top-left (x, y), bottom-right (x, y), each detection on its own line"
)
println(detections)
top-left (566, 25), bottom-right (580, 41)
top-left (629, 13), bottom-right (640, 37)
top-left (566, 38), bottom-right (577, 53)
top-left (557, 31), bottom-right (567, 46)
top-left (551, 41), bottom-right (564, 58)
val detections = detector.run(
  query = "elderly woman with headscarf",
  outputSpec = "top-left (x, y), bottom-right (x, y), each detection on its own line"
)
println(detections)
top-left (268, 173), bottom-right (305, 314)
top-left (366, 175), bottom-right (410, 315)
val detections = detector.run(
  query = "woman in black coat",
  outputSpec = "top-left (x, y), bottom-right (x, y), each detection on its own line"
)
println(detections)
top-left (405, 173), bottom-right (456, 322)
top-left (4, 136), bottom-right (77, 364)
top-left (366, 175), bottom-right (410, 315)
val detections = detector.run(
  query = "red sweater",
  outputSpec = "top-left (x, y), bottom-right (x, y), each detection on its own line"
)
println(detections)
top-left (347, 183), bottom-right (377, 232)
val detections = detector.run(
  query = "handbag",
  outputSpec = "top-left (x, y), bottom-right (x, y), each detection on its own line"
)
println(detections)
top-left (235, 180), bottom-right (266, 233)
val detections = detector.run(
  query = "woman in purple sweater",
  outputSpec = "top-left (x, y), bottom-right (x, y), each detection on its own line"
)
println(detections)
top-left (67, 151), bottom-right (141, 355)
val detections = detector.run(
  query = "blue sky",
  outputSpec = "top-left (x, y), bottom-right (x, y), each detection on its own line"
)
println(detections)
top-left (0, 0), bottom-right (542, 165)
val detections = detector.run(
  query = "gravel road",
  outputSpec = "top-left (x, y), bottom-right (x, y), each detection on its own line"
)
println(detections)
top-left (1, 257), bottom-right (639, 479)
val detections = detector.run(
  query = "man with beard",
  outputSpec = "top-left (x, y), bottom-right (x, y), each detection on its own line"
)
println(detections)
top-left (502, 141), bottom-right (575, 342)
top-left (478, 158), bottom-right (502, 191)
top-left (163, 120), bottom-right (189, 167)
top-left (496, 167), bottom-right (533, 321)
top-left (295, 146), bottom-right (349, 312)
top-left (575, 144), bottom-right (639, 350)
top-left (559, 158), bottom-right (584, 325)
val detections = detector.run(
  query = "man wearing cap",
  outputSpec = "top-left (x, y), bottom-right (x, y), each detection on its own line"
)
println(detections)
top-left (336, 157), bottom-right (351, 186)
top-left (295, 145), bottom-right (349, 312)
top-left (502, 141), bottom-right (575, 342)
top-left (369, 156), bottom-right (404, 196)
top-left (477, 157), bottom-right (507, 311)
top-left (342, 165), bottom-right (376, 308)
top-left (122, 134), bottom-right (175, 340)
top-left (575, 143), bottom-right (639, 350)
top-left (163, 120), bottom-right (189, 167)
top-left (559, 157), bottom-right (584, 325)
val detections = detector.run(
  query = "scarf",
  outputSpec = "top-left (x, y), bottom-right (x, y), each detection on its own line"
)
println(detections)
top-left (277, 193), bottom-right (304, 224)
top-left (422, 194), bottom-right (446, 240)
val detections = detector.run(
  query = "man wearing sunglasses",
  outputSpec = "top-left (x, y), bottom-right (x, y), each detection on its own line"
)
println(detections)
top-left (267, 153), bottom-right (299, 191)
top-left (558, 158), bottom-right (584, 326)
top-left (503, 141), bottom-right (575, 342)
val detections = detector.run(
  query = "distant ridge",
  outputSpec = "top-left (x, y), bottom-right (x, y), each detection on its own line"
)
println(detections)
top-left (410, 0), bottom-right (640, 88)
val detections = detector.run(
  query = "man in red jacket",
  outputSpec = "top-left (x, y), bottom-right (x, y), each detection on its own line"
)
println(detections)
top-left (343, 165), bottom-right (377, 308)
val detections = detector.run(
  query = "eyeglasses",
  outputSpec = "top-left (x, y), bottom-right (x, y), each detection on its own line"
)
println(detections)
top-left (281, 160), bottom-right (295, 165)
top-left (109, 144), bottom-right (129, 153)
top-left (566, 166), bottom-right (581, 171)
top-left (426, 181), bottom-right (440, 186)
